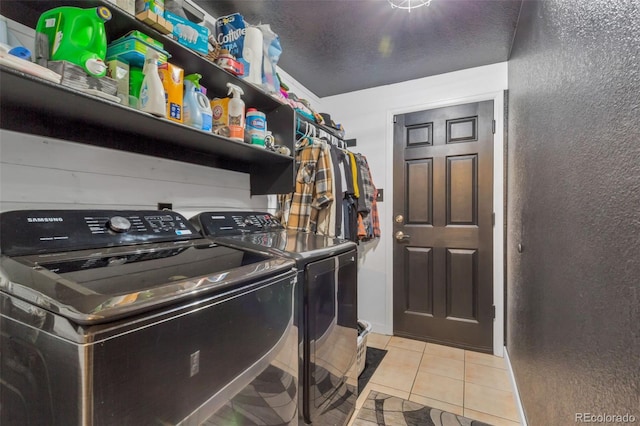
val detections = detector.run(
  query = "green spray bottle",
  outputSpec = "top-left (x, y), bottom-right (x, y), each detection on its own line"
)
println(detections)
top-left (36, 6), bottom-right (111, 78)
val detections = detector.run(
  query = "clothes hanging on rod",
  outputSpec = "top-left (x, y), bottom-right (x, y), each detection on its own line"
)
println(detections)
top-left (354, 154), bottom-right (380, 241)
top-left (296, 116), bottom-right (344, 148)
top-left (278, 126), bottom-right (380, 242)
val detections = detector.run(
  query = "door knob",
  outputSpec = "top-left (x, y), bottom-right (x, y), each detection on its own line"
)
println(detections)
top-left (395, 214), bottom-right (404, 223)
top-left (395, 231), bottom-right (410, 241)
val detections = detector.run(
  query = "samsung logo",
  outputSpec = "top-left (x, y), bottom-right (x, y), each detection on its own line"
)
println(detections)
top-left (27, 217), bottom-right (64, 223)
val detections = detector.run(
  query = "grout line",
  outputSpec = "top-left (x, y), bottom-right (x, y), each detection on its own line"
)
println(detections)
top-left (463, 381), bottom-right (522, 423)
top-left (463, 350), bottom-right (466, 410)
top-left (407, 345), bottom-right (426, 399)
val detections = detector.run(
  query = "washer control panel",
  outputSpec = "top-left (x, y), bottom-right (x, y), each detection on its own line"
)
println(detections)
top-left (192, 211), bottom-right (284, 237)
top-left (0, 210), bottom-right (198, 256)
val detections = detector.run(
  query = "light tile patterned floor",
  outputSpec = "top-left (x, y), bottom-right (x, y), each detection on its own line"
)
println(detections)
top-left (349, 334), bottom-right (522, 426)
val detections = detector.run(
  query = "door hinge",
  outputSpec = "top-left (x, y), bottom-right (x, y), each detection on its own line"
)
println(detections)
top-left (492, 305), bottom-right (496, 319)
top-left (492, 119), bottom-right (496, 134)
top-left (393, 115), bottom-right (398, 124)
top-left (492, 212), bottom-right (495, 226)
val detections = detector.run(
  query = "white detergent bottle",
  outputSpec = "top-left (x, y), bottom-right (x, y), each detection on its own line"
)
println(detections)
top-left (226, 82), bottom-right (245, 141)
top-left (183, 73), bottom-right (213, 131)
top-left (139, 50), bottom-right (166, 117)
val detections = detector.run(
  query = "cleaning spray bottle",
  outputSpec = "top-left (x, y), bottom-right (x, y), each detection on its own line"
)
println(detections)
top-left (226, 82), bottom-right (245, 141)
top-left (183, 73), bottom-right (212, 131)
top-left (139, 50), bottom-right (166, 117)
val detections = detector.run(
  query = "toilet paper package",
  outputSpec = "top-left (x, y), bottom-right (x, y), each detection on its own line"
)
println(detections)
top-left (215, 13), bottom-right (246, 74)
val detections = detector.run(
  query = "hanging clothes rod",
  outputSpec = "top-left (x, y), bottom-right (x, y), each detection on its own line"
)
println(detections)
top-left (295, 116), bottom-right (351, 149)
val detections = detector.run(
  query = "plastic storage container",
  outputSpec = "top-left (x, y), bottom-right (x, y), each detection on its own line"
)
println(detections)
top-left (107, 31), bottom-right (169, 67)
top-left (246, 108), bottom-right (266, 147)
top-left (356, 319), bottom-right (372, 377)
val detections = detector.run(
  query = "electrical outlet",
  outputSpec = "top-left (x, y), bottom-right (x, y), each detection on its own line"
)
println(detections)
top-left (157, 203), bottom-right (173, 210)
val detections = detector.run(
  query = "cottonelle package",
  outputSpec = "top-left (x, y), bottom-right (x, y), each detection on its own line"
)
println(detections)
top-left (215, 13), bottom-right (247, 77)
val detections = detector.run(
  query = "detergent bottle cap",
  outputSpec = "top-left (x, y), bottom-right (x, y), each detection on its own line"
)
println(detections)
top-left (184, 73), bottom-right (202, 89)
top-left (143, 49), bottom-right (159, 69)
top-left (226, 82), bottom-right (244, 98)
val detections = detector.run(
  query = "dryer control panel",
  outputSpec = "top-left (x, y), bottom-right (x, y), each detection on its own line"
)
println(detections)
top-left (192, 212), bottom-right (284, 237)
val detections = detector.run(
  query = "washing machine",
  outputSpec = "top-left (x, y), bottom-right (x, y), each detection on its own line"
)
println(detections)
top-left (0, 209), bottom-right (299, 425)
top-left (190, 211), bottom-right (358, 426)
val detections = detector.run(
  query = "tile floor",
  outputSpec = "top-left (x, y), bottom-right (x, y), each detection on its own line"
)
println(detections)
top-left (348, 333), bottom-right (522, 426)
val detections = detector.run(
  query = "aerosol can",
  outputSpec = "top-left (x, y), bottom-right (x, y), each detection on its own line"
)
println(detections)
top-left (226, 82), bottom-right (245, 141)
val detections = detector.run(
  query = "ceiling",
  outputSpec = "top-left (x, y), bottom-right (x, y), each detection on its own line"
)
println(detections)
top-left (196, 0), bottom-right (523, 98)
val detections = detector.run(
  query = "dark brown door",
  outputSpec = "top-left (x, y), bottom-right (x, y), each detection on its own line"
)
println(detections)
top-left (393, 101), bottom-right (494, 353)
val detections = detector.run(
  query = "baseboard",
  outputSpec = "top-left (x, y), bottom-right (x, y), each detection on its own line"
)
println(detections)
top-left (368, 321), bottom-right (392, 336)
top-left (504, 346), bottom-right (528, 426)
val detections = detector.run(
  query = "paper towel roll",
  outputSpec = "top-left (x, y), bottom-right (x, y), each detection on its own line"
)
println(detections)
top-left (243, 26), bottom-right (263, 85)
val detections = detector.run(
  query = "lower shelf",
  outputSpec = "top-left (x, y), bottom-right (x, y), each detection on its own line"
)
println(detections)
top-left (0, 67), bottom-right (295, 195)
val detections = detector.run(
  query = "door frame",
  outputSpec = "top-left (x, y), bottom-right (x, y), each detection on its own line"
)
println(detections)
top-left (385, 90), bottom-right (506, 356)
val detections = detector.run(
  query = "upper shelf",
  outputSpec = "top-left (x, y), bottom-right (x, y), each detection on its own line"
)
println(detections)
top-left (0, 0), bottom-right (296, 195)
top-left (0, 0), bottom-right (283, 112)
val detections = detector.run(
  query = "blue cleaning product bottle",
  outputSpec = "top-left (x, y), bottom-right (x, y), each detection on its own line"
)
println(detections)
top-left (183, 73), bottom-right (212, 131)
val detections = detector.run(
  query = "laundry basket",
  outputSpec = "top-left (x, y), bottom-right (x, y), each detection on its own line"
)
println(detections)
top-left (356, 320), bottom-right (372, 377)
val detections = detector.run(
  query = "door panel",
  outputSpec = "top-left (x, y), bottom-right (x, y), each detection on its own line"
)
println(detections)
top-left (447, 155), bottom-right (478, 225)
top-left (407, 123), bottom-right (433, 146)
top-left (393, 101), bottom-right (494, 353)
top-left (446, 248), bottom-right (478, 321)
top-left (406, 159), bottom-right (433, 224)
top-left (405, 247), bottom-right (434, 315)
top-left (447, 116), bottom-right (477, 143)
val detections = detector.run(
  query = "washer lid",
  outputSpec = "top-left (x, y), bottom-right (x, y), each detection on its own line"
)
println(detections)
top-left (0, 240), bottom-right (295, 324)
top-left (190, 211), bottom-right (357, 262)
top-left (216, 229), bottom-right (356, 261)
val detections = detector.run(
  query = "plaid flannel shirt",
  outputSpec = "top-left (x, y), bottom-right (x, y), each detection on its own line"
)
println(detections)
top-left (356, 154), bottom-right (381, 240)
top-left (279, 138), bottom-right (333, 233)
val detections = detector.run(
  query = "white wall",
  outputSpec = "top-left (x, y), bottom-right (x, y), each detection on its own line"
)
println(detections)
top-left (0, 130), bottom-right (268, 217)
top-left (322, 62), bottom-right (508, 354)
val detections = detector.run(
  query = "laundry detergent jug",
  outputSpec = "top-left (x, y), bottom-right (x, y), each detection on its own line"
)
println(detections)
top-left (183, 73), bottom-right (212, 131)
top-left (36, 6), bottom-right (111, 78)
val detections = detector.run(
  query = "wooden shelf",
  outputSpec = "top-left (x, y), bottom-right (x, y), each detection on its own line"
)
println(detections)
top-left (0, 0), bottom-right (296, 195)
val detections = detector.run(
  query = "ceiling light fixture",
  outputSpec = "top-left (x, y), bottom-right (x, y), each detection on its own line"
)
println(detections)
top-left (388, 0), bottom-right (432, 12)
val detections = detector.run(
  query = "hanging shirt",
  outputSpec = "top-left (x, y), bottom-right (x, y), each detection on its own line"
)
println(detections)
top-left (280, 137), bottom-right (334, 233)
top-left (356, 154), bottom-right (379, 240)
top-left (348, 152), bottom-right (360, 199)
top-left (329, 145), bottom-right (343, 238)
top-left (315, 141), bottom-right (336, 237)
top-left (355, 154), bottom-right (368, 215)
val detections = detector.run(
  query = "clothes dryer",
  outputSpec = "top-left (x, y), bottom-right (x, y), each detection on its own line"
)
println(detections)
top-left (191, 211), bottom-right (358, 426)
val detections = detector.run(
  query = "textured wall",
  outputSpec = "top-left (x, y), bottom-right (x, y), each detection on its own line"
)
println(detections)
top-left (507, 1), bottom-right (640, 424)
